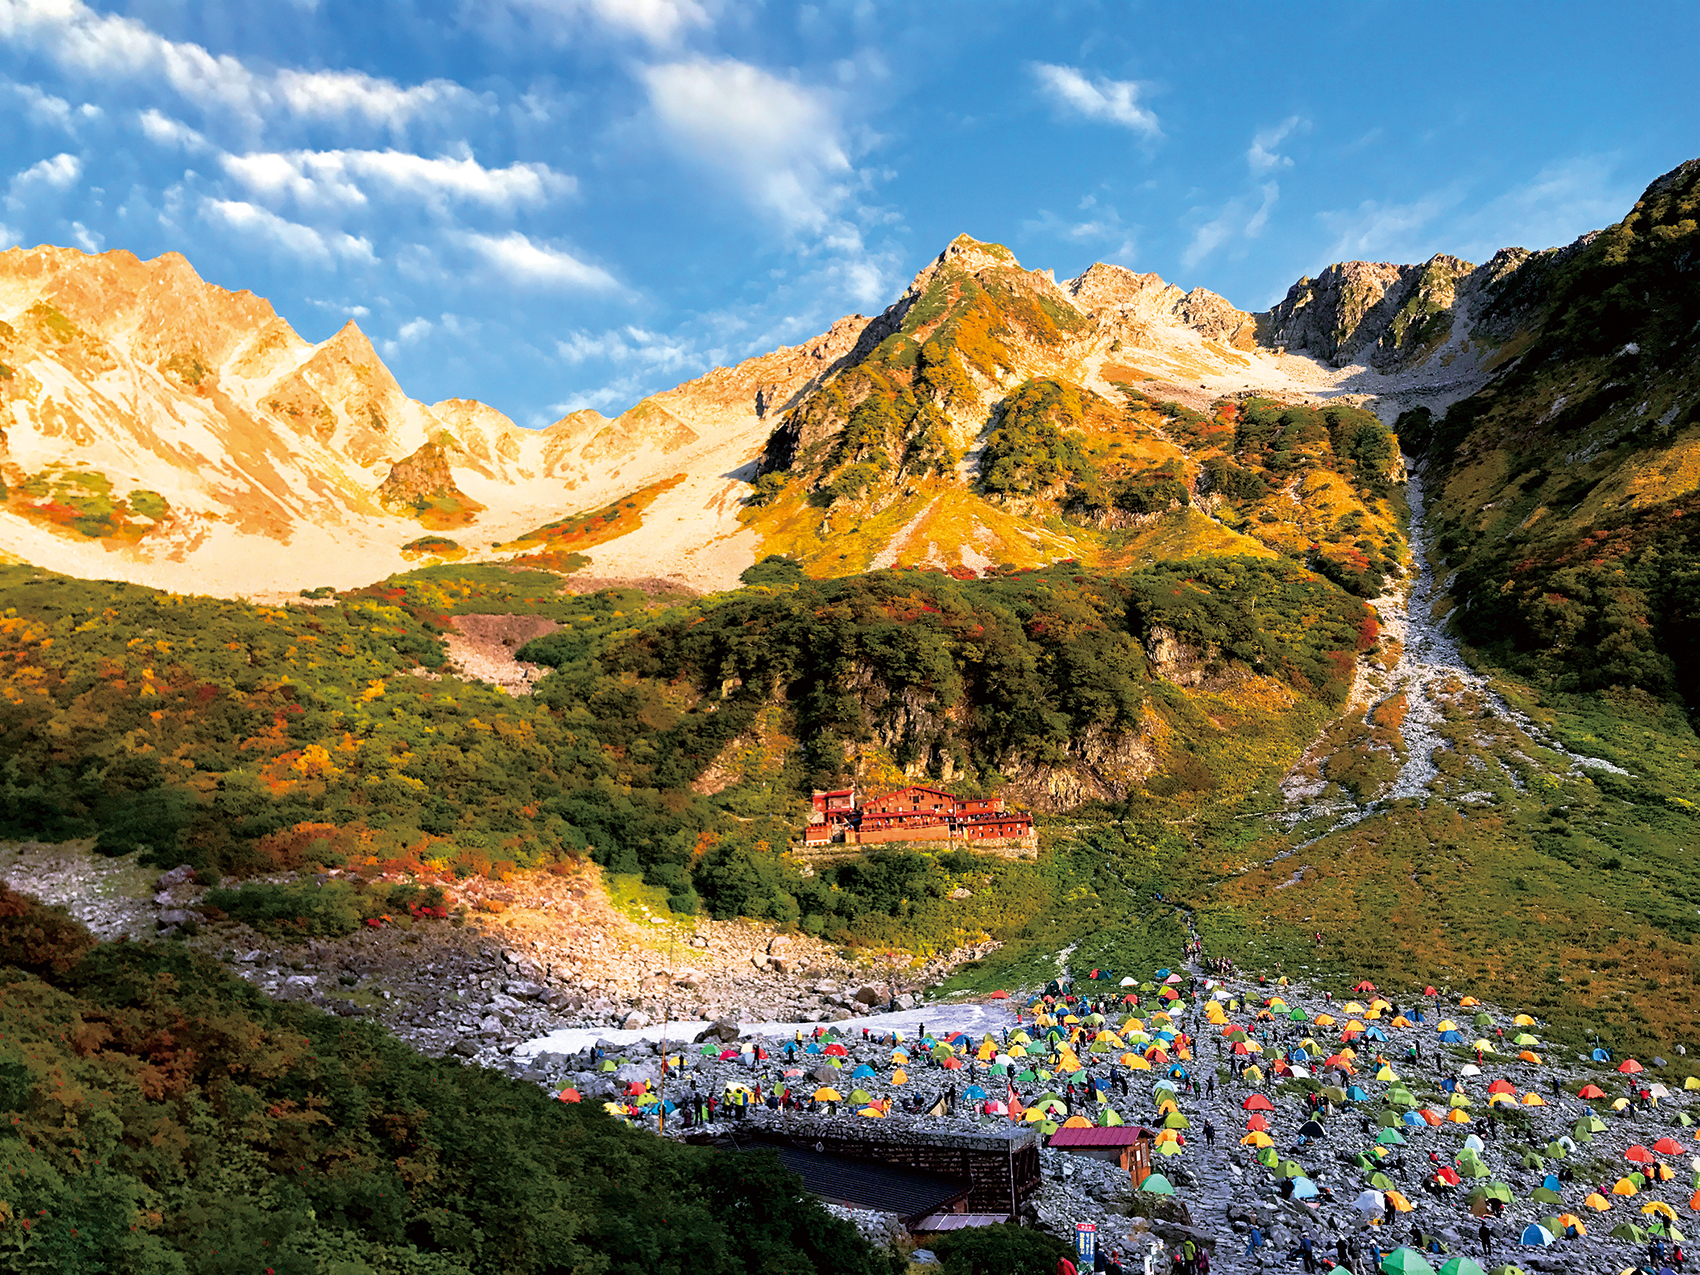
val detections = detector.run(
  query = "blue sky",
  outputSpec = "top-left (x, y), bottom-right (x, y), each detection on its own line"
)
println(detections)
top-left (0, 0), bottom-right (1695, 427)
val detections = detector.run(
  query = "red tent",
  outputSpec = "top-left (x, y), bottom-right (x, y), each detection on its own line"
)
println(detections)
top-left (1435, 1166), bottom-right (1460, 1185)
top-left (1579, 1083), bottom-right (1607, 1099)
top-left (1354, 981), bottom-right (1377, 992)
top-left (1243, 1094), bottom-right (1275, 1112)
top-left (823, 1043), bottom-right (849, 1056)
top-left (1488, 1079), bottom-right (1517, 1095)
top-left (1246, 1114), bottom-right (1270, 1132)
top-left (1617, 1059), bottom-right (1644, 1074)
top-left (990, 990), bottom-right (1010, 999)
top-left (1625, 1145), bottom-right (1654, 1164)
top-left (1654, 1137), bottom-right (1683, 1156)
top-left (558, 1087), bottom-right (582, 1103)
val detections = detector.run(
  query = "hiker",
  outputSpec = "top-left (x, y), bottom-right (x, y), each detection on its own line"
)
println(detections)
top-left (1245, 1225), bottom-right (1263, 1260)
top-left (1334, 1235), bottom-right (1350, 1272)
top-left (1478, 1219), bottom-right (1492, 1258)
top-left (1203, 1119), bottom-right (1215, 1149)
top-left (1298, 1233), bottom-right (1317, 1274)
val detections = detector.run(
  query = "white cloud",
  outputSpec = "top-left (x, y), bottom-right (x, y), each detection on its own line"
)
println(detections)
top-left (272, 69), bottom-right (474, 130)
top-left (1032, 64), bottom-right (1159, 137)
top-left (500, 0), bottom-right (710, 44)
top-left (1248, 117), bottom-right (1301, 175)
top-left (0, 0), bottom-right (471, 130)
top-left (68, 219), bottom-right (101, 251)
top-left (397, 317), bottom-right (432, 343)
top-left (1316, 190), bottom-right (1461, 264)
top-left (462, 230), bottom-right (618, 290)
top-left (137, 108), bottom-right (210, 152)
top-left (1023, 198), bottom-right (1140, 264)
top-left (7, 152), bottom-right (81, 208)
top-left (556, 324), bottom-right (694, 370)
top-left (641, 57), bottom-right (854, 233)
top-left (6, 81), bottom-right (101, 129)
top-left (220, 148), bottom-right (570, 212)
top-left (1183, 182), bottom-right (1280, 269)
top-left (199, 198), bottom-right (376, 266)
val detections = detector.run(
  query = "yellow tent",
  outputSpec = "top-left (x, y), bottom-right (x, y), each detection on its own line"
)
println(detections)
top-left (1436, 1020), bottom-right (1459, 1032)
top-left (1391, 1015), bottom-right (1413, 1027)
top-left (1685, 1076), bottom-right (1700, 1091)
top-left (1583, 1193), bottom-right (1611, 1211)
top-left (1612, 1178), bottom-right (1639, 1196)
top-left (1343, 1002), bottom-right (1365, 1015)
top-left (1555, 1213), bottom-right (1586, 1237)
top-left (1459, 997), bottom-right (1481, 1007)
top-left (891, 1069), bottom-right (908, 1085)
top-left (1061, 1115), bottom-right (1093, 1129)
top-left (1521, 1092), bottom-right (1545, 1106)
top-left (1446, 1109), bottom-right (1471, 1124)
top-left (858, 1106), bottom-right (886, 1118)
top-left (1314, 1014), bottom-right (1337, 1027)
top-left (1385, 1190), bottom-right (1414, 1214)
top-left (1518, 1050), bottom-right (1543, 1064)
top-left (1513, 1014), bottom-right (1536, 1026)
top-left (1242, 1131), bottom-right (1275, 1147)
top-left (813, 1087), bottom-right (842, 1102)
top-left (1642, 1202), bottom-right (1678, 1221)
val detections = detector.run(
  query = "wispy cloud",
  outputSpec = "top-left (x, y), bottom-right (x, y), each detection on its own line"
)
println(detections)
top-left (137, 108), bottom-right (210, 153)
top-left (6, 152), bottom-right (81, 209)
top-left (0, 0), bottom-right (473, 132)
top-left (641, 57), bottom-right (855, 234)
top-left (199, 198), bottom-right (376, 266)
top-left (220, 149), bottom-right (572, 213)
top-left (1182, 118), bottom-right (1305, 269)
top-left (461, 230), bottom-right (619, 290)
top-left (4, 80), bottom-right (101, 130)
top-left (495, 0), bottom-right (711, 45)
top-left (1032, 64), bottom-right (1159, 137)
top-left (1023, 196), bottom-right (1139, 264)
top-left (1248, 117), bottom-right (1302, 175)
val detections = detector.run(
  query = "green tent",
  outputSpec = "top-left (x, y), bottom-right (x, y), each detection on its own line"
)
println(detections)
top-left (1386, 1088), bottom-right (1419, 1109)
top-left (1256, 1147), bottom-right (1280, 1168)
top-left (1458, 1159), bottom-right (1490, 1179)
top-left (1376, 1129), bottom-right (1406, 1145)
top-left (1275, 1159), bottom-right (1307, 1179)
top-left (1370, 1172), bottom-right (1395, 1191)
top-left (1473, 1013), bottom-right (1493, 1028)
top-left (1290, 1008), bottom-right (1309, 1021)
top-left (1140, 1173), bottom-right (1175, 1195)
top-left (1517, 1152), bottom-right (1544, 1171)
top-left (1380, 1249), bottom-right (1436, 1275)
top-left (1437, 1257), bottom-right (1486, 1275)
top-left (1379, 1111), bottom-right (1404, 1128)
top-left (1543, 1141), bottom-right (1567, 1159)
top-left (1103, 1108), bottom-right (1124, 1127)
top-left (1609, 1223), bottom-right (1647, 1243)
top-left (1529, 1186), bottom-right (1562, 1206)
top-left (1163, 1111), bottom-right (1191, 1130)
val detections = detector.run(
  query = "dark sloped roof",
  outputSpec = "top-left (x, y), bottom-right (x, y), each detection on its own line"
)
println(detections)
top-left (750, 1143), bottom-right (971, 1222)
top-left (1048, 1126), bottom-right (1145, 1147)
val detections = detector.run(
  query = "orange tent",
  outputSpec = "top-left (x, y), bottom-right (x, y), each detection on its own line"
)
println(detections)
top-left (1579, 1084), bottom-right (1607, 1099)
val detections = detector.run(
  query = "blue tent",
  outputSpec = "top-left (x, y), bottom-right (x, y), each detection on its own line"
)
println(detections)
top-left (1156, 969), bottom-right (1172, 978)
top-left (1347, 1085), bottom-right (1370, 1101)
top-left (1440, 1030), bottom-right (1465, 1043)
top-left (1541, 1174), bottom-right (1561, 1192)
top-left (1519, 1225), bottom-right (1554, 1247)
top-left (805, 1043), bottom-right (822, 1054)
top-left (1402, 1111), bottom-right (1426, 1127)
top-left (1442, 1078), bottom-right (1459, 1093)
top-left (1292, 1177), bottom-right (1319, 1199)
top-left (1591, 1048), bottom-right (1612, 1062)
top-left (1290, 1047), bottom-right (1311, 1061)
top-left (1168, 1065), bottom-right (1190, 1079)
top-left (962, 1085), bottom-right (988, 1100)
top-left (1363, 1026), bottom-right (1389, 1041)
top-left (850, 1064), bottom-right (875, 1078)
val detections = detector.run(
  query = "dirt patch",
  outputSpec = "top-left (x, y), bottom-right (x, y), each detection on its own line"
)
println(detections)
top-left (443, 613), bottom-right (561, 695)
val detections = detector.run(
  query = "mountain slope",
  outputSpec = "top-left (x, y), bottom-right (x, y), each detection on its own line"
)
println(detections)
top-left (1403, 158), bottom-right (1700, 709)
top-left (0, 246), bottom-right (865, 595)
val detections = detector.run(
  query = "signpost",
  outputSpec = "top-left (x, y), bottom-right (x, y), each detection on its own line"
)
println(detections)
top-left (1076, 1222), bottom-right (1097, 1269)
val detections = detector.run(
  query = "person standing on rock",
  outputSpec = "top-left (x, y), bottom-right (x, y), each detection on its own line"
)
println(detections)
top-left (1334, 1235), bottom-right (1350, 1272)
top-left (1245, 1225), bottom-right (1263, 1262)
top-left (1477, 1219), bottom-right (1492, 1259)
top-left (1298, 1233), bottom-right (1316, 1274)
top-left (1202, 1119), bottom-right (1215, 1150)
